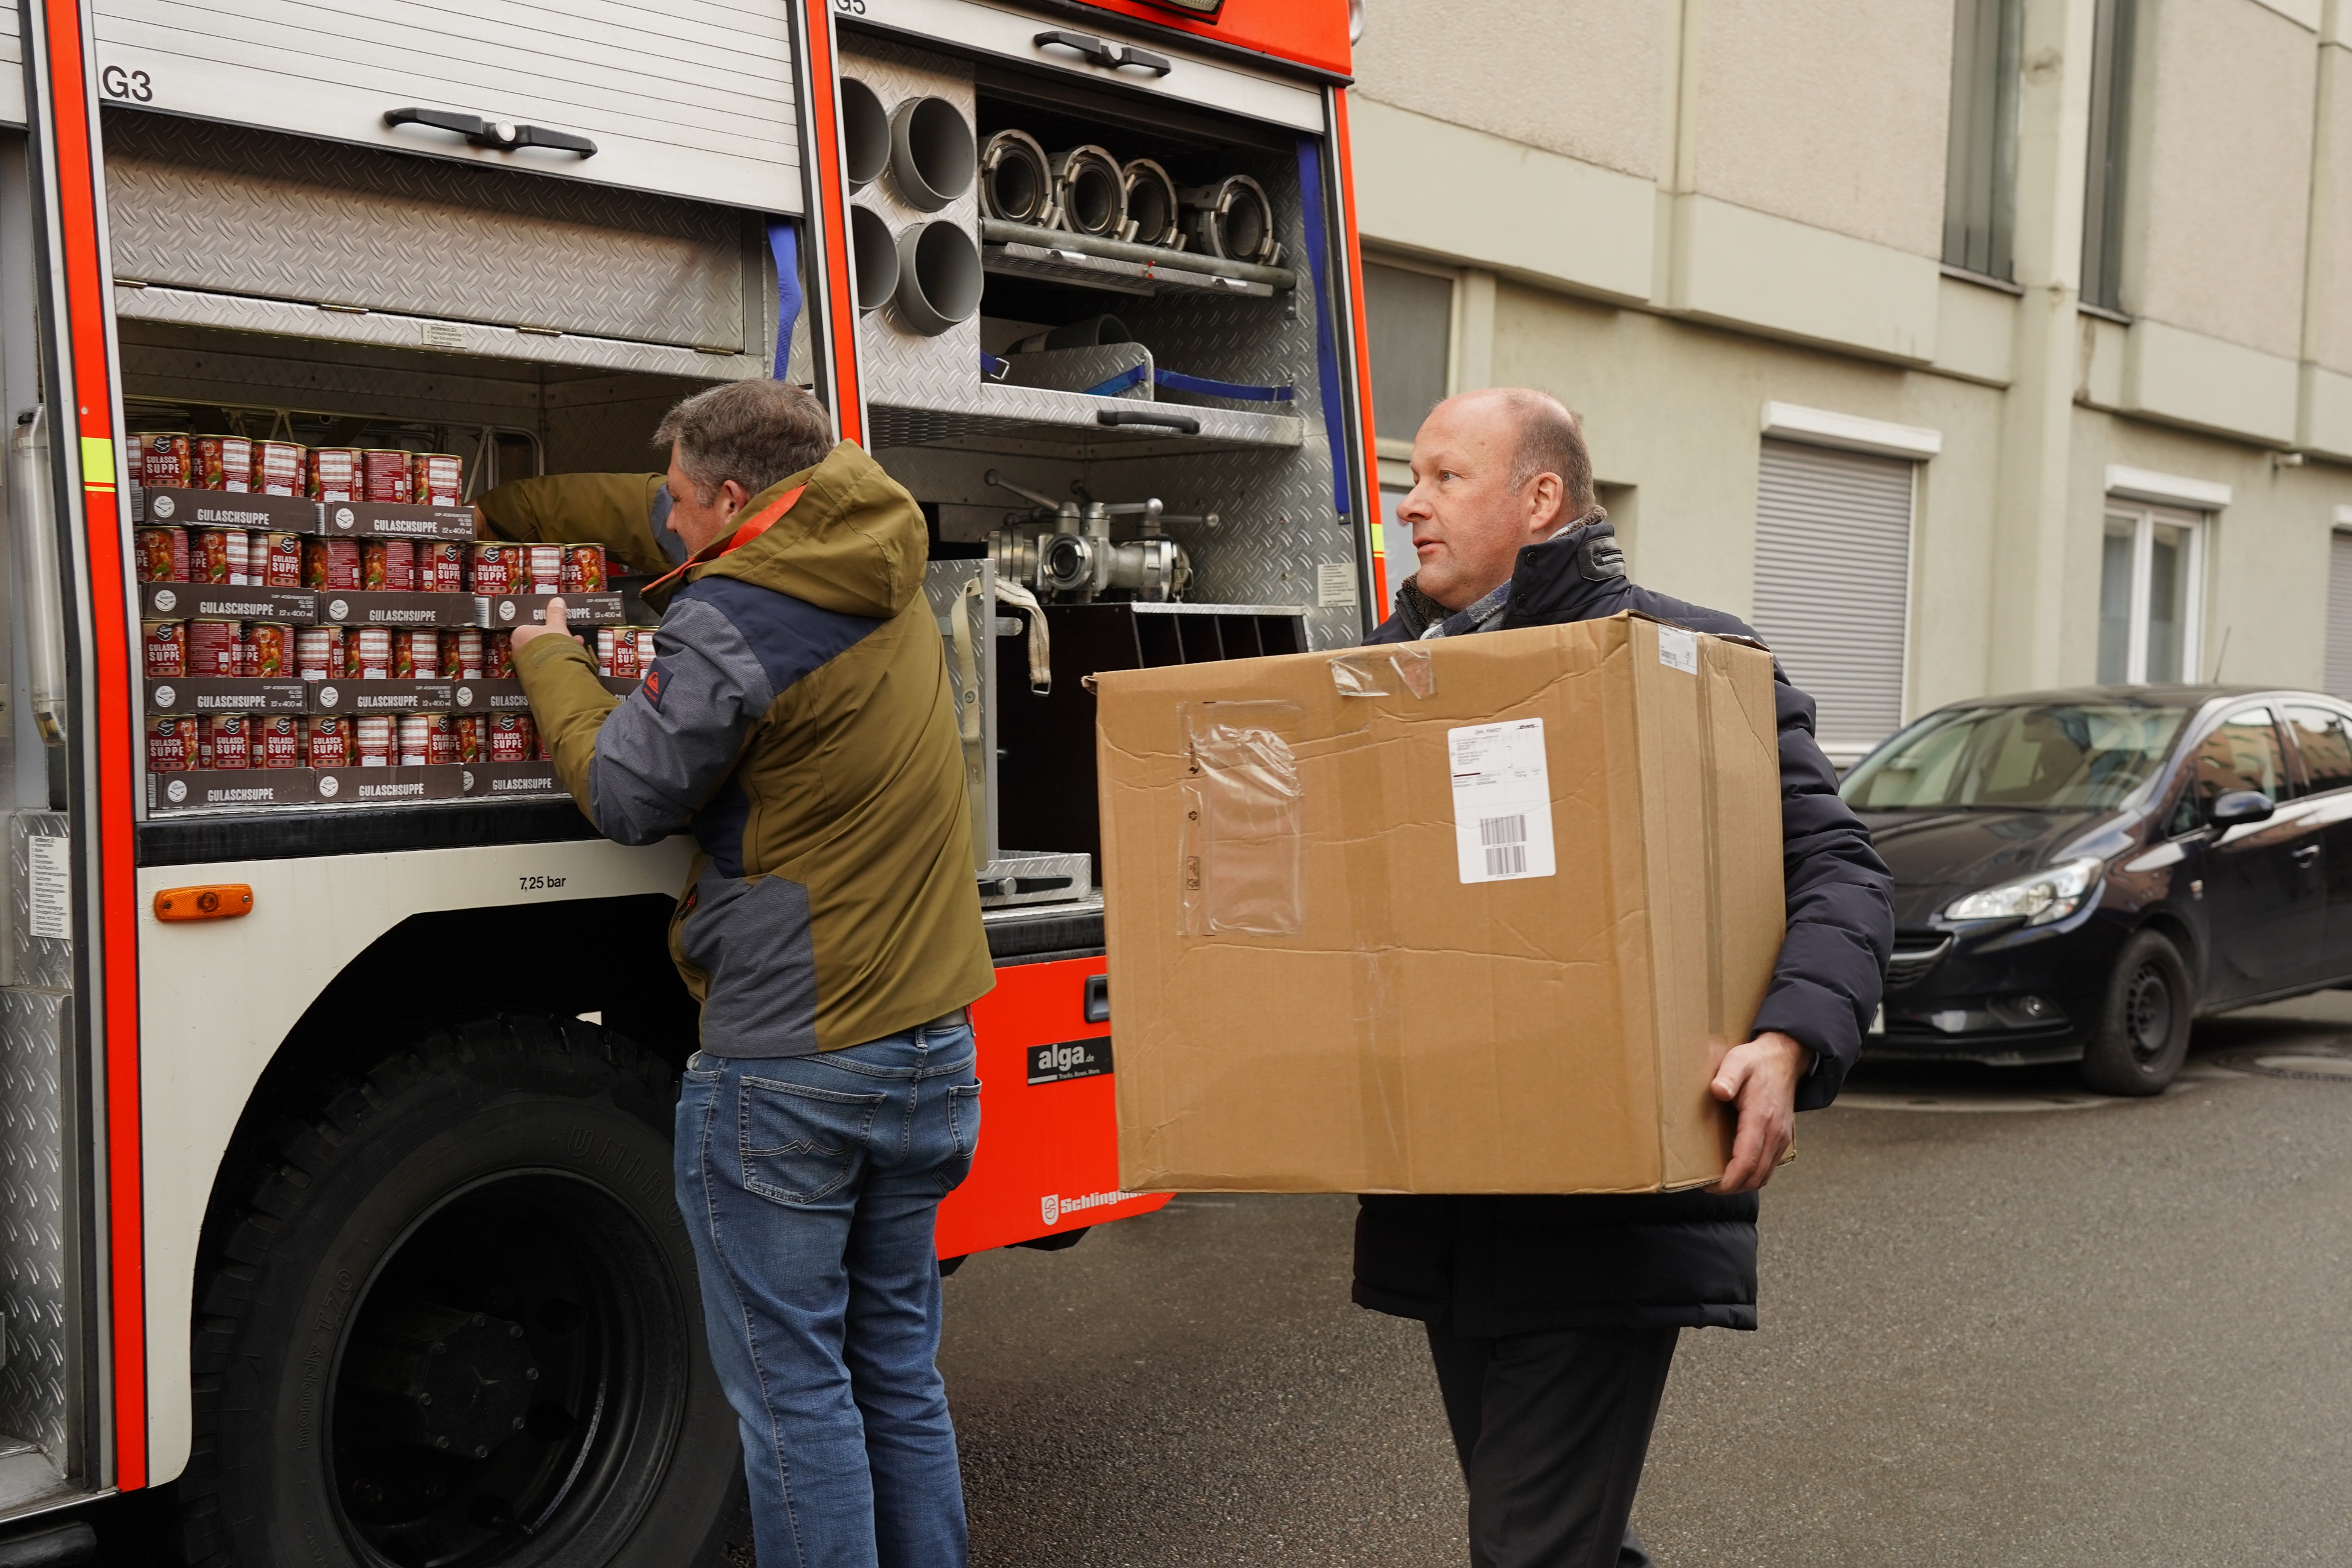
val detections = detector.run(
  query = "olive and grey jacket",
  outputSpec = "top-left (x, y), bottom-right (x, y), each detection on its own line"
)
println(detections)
top-left (503, 444), bottom-right (993, 1056)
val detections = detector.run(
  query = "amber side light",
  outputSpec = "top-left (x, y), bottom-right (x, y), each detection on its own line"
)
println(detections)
top-left (153, 884), bottom-right (254, 922)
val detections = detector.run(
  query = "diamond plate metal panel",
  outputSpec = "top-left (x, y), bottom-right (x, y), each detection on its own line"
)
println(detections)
top-left (104, 111), bottom-right (755, 352)
top-left (116, 285), bottom-right (769, 384)
top-left (842, 40), bottom-right (984, 414)
top-left (6, 817), bottom-right (69, 997)
top-left (0, 988), bottom-right (69, 1468)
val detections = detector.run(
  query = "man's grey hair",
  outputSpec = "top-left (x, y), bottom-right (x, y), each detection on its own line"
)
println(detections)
top-left (1492, 388), bottom-right (1598, 516)
top-left (654, 380), bottom-right (836, 504)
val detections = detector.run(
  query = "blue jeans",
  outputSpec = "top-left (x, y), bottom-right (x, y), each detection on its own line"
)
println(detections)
top-left (676, 1021), bottom-right (981, 1568)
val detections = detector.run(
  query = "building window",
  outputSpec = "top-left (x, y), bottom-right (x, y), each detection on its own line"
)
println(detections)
top-left (1943, 0), bottom-right (2022, 280)
top-left (2081, 0), bottom-right (2137, 312)
top-left (1362, 261), bottom-right (1452, 447)
top-left (2325, 528), bottom-right (2352, 698)
top-left (1751, 440), bottom-right (1917, 759)
top-left (2098, 505), bottom-right (2202, 683)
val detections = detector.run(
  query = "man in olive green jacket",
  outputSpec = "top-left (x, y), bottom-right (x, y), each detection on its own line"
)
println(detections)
top-left (499, 379), bottom-right (992, 1568)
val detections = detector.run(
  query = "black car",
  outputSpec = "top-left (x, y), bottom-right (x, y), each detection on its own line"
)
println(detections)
top-left (1839, 685), bottom-right (2352, 1093)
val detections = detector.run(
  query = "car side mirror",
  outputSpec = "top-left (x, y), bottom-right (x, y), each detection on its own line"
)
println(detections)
top-left (2209, 789), bottom-right (2275, 828)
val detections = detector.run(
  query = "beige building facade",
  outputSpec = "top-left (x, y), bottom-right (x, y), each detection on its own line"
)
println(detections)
top-left (1350, 0), bottom-right (2352, 760)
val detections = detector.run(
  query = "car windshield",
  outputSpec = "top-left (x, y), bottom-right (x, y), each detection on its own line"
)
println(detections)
top-left (1840, 702), bottom-right (2192, 811)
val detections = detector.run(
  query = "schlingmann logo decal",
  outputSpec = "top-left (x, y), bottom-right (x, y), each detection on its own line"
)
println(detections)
top-left (1040, 1189), bottom-right (1142, 1227)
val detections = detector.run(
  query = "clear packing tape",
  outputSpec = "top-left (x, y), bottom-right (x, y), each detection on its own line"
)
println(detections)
top-left (1177, 701), bottom-right (1304, 937)
top-left (1327, 645), bottom-right (1434, 700)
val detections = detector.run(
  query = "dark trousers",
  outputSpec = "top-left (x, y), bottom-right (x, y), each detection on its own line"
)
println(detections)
top-left (1426, 1323), bottom-right (1680, 1568)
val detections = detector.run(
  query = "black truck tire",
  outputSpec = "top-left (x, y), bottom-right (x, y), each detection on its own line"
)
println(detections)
top-left (2078, 929), bottom-right (2193, 1096)
top-left (179, 1014), bottom-right (745, 1568)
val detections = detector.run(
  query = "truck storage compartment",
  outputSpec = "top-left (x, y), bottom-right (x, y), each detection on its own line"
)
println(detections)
top-left (843, 30), bottom-right (1368, 905)
top-left (103, 109), bottom-right (803, 848)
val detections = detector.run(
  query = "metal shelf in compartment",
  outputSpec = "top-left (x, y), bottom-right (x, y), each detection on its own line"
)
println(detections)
top-left (978, 220), bottom-right (1295, 300)
top-left (867, 379), bottom-right (1303, 457)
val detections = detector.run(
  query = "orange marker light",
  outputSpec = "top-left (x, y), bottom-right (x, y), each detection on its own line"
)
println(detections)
top-left (153, 884), bottom-right (253, 922)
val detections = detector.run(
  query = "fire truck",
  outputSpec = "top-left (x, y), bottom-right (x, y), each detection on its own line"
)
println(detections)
top-left (0, 0), bottom-right (1379, 1558)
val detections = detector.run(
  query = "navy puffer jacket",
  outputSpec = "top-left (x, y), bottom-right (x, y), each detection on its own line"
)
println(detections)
top-left (1352, 518), bottom-right (1893, 1333)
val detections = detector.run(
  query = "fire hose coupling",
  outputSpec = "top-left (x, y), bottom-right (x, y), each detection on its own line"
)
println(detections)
top-left (1178, 175), bottom-right (1283, 268)
top-left (383, 107), bottom-right (595, 158)
top-left (982, 470), bottom-right (1207, 605)
top-left (981, 130), bottom-right (1061, 229)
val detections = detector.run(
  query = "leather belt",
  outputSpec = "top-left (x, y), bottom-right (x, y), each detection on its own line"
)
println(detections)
top-left (924, 1007), bottom-right (970, 1031)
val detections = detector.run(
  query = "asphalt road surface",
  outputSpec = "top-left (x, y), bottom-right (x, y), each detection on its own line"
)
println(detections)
top-left (931, 994), bottom-right (2352, 1567)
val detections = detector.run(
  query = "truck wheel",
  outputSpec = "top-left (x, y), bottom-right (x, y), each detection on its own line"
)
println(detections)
top-left (180, 1014), bottom-right (744, 1568)
top-left (2078, 930), bottom-right (2192, 1096)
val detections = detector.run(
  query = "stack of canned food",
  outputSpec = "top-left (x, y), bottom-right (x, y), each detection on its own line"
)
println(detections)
top-left (146, 709), bottom-right (552, 773)
top-left (137, 431), bottom-right (464, 505)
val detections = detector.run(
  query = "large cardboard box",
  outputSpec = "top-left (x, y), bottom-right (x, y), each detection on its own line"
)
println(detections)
top-left (1098, 612), bottom-right (1785, 1195)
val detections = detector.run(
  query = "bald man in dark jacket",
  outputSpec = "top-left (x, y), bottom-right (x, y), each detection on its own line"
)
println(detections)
top-left (1359, 389), bottom-right (1891, 1568)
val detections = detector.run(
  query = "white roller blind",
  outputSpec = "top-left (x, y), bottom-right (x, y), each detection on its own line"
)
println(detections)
top-left (1752, 438), bottom-right (1915, 756)
top-left (2326, 530), bottom-right (2352, 699)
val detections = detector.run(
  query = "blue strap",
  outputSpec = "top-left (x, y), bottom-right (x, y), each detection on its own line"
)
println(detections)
top-left (1075, 364), bottom-right (1295, 401)
top-left (1294, 137), bottom-right (1349, 516)
top-left (980, 352), bottom-right (1010, 381)
top-left (766, 220), bottom-right (801, 381)
top-left (1154, 368), bottom-right (1294, 402)
top-left (1080, 364), bottom-right (1152, 397)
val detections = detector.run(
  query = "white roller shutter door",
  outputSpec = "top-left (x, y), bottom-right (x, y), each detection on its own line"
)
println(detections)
top-left (91, 0), bottom-right (799, 211)
top-left (1751, 438), bottom-right (1915, 757)
top-left (2326, 530), bottom-right (2352, 699)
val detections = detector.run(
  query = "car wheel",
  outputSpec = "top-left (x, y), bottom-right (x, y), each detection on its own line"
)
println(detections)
top-left (2078, 929), bottom-right (2192, 1095)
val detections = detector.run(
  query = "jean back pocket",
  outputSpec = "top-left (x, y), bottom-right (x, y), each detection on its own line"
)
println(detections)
top-left (739, 1074), bottom-right (886, 1206)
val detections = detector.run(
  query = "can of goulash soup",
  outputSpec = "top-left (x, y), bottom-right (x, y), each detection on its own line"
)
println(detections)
top-left (256, 714), bottom-right (303, 768)
top-left (353, 715), bottom-right (395, 767)
top-left (454, 714), bottom-right (483, 763)
top-left (362, 450), bottom-right (413, 504)
top-left (636, 627), bottom-right (656, 671)
top-left (145, 715), bottom-right (197, 772)
top-left (396, 713), bottom-right (432, 767)
top-left (143, 621), bottom-right (186, 678)
top-left (186, 620), bottom-right (241, 677)
top-left (135, 526), bottom-right (186, 583)
top-left (419, 540), bottom-right (467, 594)
top-left (139, 433), bottom-right (192, 490)
top-left (203, 713), bottom-right (253, 770)
top-left (304, 537), bottom-right (362, 591)
top-left (245, 621), bottom-right (289, 677)
top-left (595, 627), bottom-right (639, 679)
top-left (253, 440), bottom-right (305, 497)
top-left (561, 544), bottom-right (606, 594)
top-left (259, 531), bottom-right (303, 587)
top-left (440, 627), bottom-right (484, 679)
top-left (414, 454), bottom-right (463, 507)
top-left (308, 447), bottom-right (359, 503)
top-left (469, 542), bottom-right (525, 595)
top-left (488, 711), bottom-right (535, 762)
top-left (523, 543), bottom-right (563, 594)
top-left (304, 713), bottom-right (352, 768)
top-left (393, 629), bottom-right (437, 680)
top-left (194, 435), bottom-right (253, 493)
top-left (294, 626), bottom-right (343, 680)
top-left (485, 631), bottom-right (515, 678)
top-left (347, 627), bottom-right (393, 680)
top-left (361, 537), bottom-right (416, 592)
top-left (189, 528), bottom-right (234, 585)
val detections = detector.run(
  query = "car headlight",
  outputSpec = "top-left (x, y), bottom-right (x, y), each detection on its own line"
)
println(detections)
top-left (1942, 856), bottom-right (2106, 926)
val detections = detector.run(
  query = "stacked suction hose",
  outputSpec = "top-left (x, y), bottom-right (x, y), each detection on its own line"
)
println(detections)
top-left (1121, 159), bottom-right (1183, 248)
top-left (1048, 145), bottom-right (1127, 239)
top-left (1178, 174), bottom-right (1283, 267)
top-left (979, 130), bottom-right (1058, 227)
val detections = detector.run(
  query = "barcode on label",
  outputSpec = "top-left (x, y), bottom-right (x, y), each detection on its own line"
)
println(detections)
top-left (1479, 814), bottom-right (1528, 876)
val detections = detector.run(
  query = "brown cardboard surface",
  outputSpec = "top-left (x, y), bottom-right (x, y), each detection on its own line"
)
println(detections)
top-left (1098, 613), bottom-right (1784, 1196)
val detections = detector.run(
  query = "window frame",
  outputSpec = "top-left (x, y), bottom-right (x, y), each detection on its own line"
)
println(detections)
top-left (2099, 502), bottom-right (2206, 685)
top-left (1359, 251), bottom-right (1461, 461)
top-left (2280, 701), bottom-right (2352, 800)
top-left (2166, 703), bottom-right (2285, 838)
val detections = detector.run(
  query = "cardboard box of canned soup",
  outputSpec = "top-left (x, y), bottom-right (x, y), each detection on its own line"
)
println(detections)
top-left (1096, 612), bottom-right (1788, 1196)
